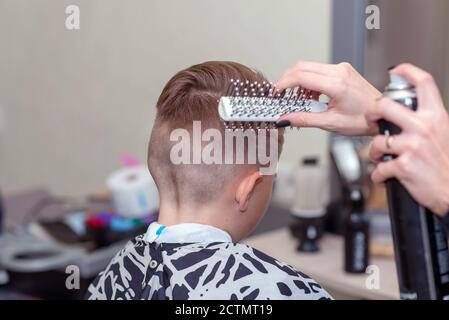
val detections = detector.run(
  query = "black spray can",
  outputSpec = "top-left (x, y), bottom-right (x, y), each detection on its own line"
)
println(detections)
top-left (380, 73), bottom-right (449, 300)
top-left (344, 188), bottom-right (370, 273)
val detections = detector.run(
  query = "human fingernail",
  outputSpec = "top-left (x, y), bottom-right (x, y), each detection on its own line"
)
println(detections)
top-left (275, 120), bottom-right (291, 128)
top-left (388, 64), bottom-right (397, 71)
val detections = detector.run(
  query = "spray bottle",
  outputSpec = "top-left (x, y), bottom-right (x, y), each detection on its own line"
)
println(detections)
top-left (379, 72), bottom-right (449, 299)
top-left (344, 188), bottom-right (370, 273)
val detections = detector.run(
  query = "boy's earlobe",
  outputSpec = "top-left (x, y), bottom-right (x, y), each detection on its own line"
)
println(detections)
top-left (235, 171), bottom-right (262, 212)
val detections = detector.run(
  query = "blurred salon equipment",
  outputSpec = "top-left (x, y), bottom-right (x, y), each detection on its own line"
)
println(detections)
top-left (326, 137), bottom-right (365, 234)
top-left (289, 157), bottom-right (328, 252)
top-left (0, 163), bottom-right (159, 299)
top-left (107, 160), bottom-right (159, 218)
top-left (344, 188), bottom-right (369, 273)
top-left (326, 137), bottom-right (370, 273)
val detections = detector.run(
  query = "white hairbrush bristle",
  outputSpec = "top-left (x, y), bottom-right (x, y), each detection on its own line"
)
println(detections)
top-left (218, 79), bottom-right (327, 130)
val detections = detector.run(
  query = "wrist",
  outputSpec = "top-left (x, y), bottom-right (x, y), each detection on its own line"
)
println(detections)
top-left (365, 89), bottom-right (382, 137)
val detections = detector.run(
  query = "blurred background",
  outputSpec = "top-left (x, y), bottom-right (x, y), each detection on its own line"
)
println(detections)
top-left (0, 0), bottom-right (331, 195)
top-left (0, 0), bottom-right (448, 300)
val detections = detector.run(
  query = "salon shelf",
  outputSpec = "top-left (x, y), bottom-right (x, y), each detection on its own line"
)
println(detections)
top-left (244, 228), bottom-right (400, 300)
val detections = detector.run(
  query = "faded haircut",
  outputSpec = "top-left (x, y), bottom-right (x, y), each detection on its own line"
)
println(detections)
top-left (148, 61), bottom-right (280, 206)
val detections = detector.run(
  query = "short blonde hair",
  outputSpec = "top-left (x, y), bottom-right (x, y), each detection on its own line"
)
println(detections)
top-left (148, 61), bottom-right (277, 205)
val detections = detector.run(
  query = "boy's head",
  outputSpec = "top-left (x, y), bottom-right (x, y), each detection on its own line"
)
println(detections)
top-left (148, 61), bottom-right (284, 240)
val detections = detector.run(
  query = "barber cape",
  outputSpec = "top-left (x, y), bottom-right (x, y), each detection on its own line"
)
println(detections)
top-left (86, 222), bottom-right (332, 300)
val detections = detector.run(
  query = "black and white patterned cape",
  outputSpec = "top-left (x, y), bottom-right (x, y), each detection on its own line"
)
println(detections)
top-left (86, 223), bottom-right (332, 300)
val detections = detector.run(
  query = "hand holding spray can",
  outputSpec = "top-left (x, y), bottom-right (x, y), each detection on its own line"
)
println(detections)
top-left (380, 72), bottom-right (449, 300)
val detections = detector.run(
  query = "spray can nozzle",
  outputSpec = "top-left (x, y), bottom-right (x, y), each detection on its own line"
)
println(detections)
top-left (388, 73), bottom-right (412, 90)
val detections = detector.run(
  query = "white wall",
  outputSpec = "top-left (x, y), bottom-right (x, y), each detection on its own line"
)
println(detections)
top-left (0, 0), bottom-right (331, 196)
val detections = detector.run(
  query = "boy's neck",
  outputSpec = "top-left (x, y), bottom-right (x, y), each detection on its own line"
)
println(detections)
top-left (156, 200), bottom-right (236, 239)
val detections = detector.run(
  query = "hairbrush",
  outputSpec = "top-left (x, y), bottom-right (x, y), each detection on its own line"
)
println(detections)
top-left (218, 79), bottom-right (327, 130)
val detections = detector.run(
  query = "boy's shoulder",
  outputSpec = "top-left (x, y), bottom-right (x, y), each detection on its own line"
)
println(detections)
top-left (193, 242), bottom-right (331, 300)
top-left (86, 235), bottom-right (332, 300)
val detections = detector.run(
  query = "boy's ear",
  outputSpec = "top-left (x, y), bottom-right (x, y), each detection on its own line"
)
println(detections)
top-left (235, 171), bottom-right (262, 212)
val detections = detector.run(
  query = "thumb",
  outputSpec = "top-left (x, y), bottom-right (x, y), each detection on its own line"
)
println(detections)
top-left (277, 111), bottom-right (333, 130)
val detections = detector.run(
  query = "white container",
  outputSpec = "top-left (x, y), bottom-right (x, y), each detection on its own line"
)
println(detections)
top-left (290, 158), bottom-right (329, 218)
top-left (107, 166), bottom-right (159, 218)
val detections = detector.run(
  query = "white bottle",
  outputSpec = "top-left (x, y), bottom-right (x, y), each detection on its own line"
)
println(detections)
top-left (291, 157), bottom-right (328, 218)
top-left (290, 157), bottom-right (329, 252)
